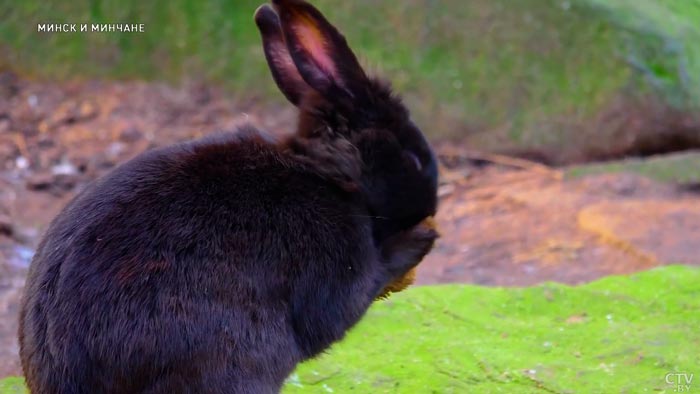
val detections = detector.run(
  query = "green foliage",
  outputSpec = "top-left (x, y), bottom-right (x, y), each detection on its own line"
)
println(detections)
top-left (1, 265), bottom-right (697, 393)
top-left (581, 0), bottom-right (700, 109)
top-left (0, 0), bottom-right (629, 143)
top-left (1, 0), bottom-right (698, 146)
top-left (0, 0), bottom-right (269, 90)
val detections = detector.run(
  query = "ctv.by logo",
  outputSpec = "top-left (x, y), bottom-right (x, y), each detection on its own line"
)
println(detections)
top-left (666, 372), bottom-right (694, 392)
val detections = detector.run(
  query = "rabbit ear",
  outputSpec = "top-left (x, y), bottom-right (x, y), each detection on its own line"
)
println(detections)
top-left (255, 4), bottom-right (309, 106)
top-left (272, 0), bottom-right (369, 102)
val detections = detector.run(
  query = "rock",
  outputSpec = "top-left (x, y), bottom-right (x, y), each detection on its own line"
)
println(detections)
top-left (0, 214), bottom-right (12, 237)
top-left (119, 126), bottom-right (143, 143)
top-left (0, 72), bottom-right (20, 98)
top-left (15, 156), bottom-right (29, 170)
top-left (51, 160), bottom-right (78, 176)
top-left (25, 172), bottom-right (54, 191)
top-left (25, 172), bottom-right (79, 194)
top-left (0, 117), bottom-right (10, 133)
top-left (78, 100), bottom-right (98, 120)
top-left (42, 99), bottom-right (99, 132)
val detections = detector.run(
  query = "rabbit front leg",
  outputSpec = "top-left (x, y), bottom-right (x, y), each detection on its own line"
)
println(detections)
top-left (376, 218), bottom-right (438, 291)
top-left (288, 220), bottom-right (436, 368)
top-left (289, 230), bottom-right (383, 361)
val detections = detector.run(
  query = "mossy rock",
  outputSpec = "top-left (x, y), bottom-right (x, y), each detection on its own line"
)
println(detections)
top-left (566, 151), bottom-right (700, 184)
top-left (0, 377), bottom-right (25, 394)
top-left (284, 265), bottom-right (699, 393)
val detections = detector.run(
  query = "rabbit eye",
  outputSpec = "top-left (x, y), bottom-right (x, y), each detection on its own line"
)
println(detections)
top-left (404, 151), bottom-right (423, 172)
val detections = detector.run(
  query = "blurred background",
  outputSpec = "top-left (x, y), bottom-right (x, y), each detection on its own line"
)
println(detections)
top-left (2, 0), bottom-right (700, 160)
top-left (1, 0), bottom-right (700, 387)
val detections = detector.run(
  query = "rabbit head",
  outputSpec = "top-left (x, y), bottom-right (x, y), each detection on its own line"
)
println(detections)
top-left (255, 0), bottom-right (438, 242)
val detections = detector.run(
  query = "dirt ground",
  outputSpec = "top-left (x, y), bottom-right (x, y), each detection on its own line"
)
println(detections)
top-left (1, 74), bottom-right (699, 377)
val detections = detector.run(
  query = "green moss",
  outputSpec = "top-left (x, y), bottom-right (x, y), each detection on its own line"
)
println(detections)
top-left (582, 0), bottom-right (700, 108)
top-left (566, 151), bottom-right (700, 183)
top-left (0, 378), bottom-right (26, 394)
top-left (283, 265), bottom-right (699, 393)
top-left (4, 265), bottom-right (697, 393)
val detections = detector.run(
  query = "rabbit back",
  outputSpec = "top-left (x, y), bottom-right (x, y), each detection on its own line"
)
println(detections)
top-left (19, 130), bottom-right (379, 393)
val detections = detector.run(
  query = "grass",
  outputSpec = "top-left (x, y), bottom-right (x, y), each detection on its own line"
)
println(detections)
top-left (566, 150), bottom-right (700, 184)
top-left (2, 265), bottom-right (698, 393)
top-left (281, 265), bottom-right (699, 393)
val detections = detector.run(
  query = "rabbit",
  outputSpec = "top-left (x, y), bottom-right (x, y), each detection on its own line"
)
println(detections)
top-left (18, 0), bottom-right (439, 393)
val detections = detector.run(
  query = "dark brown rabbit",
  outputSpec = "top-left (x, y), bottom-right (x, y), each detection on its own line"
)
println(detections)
top-left (18, 0), bottom-right (439, 393)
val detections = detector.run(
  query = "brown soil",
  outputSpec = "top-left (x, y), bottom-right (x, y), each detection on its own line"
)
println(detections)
top-left (1, 75), bottom-right (698, 377)
top-left (419, 150), bottom-right (699, 285)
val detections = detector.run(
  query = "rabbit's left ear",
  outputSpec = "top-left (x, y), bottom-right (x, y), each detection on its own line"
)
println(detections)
top-left (255, 4), bottom-right (309, 106)
top-left (272, 0), bottom-right (369, 102)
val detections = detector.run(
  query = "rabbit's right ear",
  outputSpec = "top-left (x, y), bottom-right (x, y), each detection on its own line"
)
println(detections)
top-left (255, 4), bottom-right (308, 106)
top-left (272, 0), bottom-right (370, 105)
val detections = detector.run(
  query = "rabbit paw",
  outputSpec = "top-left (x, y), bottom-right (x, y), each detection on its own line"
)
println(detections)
top-left (380, 217), bottom-right (439, 280)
